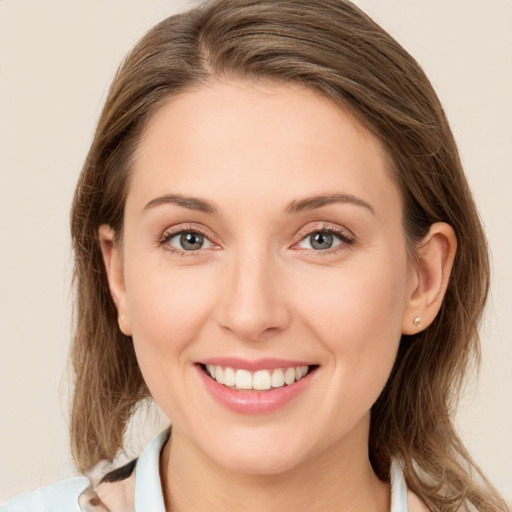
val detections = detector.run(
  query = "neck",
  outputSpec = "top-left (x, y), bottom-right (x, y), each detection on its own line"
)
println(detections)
top-left (160, 425), bottom-right (390, 512)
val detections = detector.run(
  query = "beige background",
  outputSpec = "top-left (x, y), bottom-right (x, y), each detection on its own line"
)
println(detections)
top-left (1, 0), bottom-right (510, 503)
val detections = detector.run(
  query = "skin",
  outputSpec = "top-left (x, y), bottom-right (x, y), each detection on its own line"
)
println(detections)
top-left (100, 80), bottom-right (455, 512)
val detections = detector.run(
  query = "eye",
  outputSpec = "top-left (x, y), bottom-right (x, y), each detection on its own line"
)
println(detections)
top-left (162, 230), bottom-right (214, 252)
top-left (294, 226), bottom-right (355, 252)
top-left (307, 232), bottom-right (338, 250)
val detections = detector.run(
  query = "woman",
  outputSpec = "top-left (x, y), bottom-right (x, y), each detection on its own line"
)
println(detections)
top-left (2, 0), bottom-right (508, 510)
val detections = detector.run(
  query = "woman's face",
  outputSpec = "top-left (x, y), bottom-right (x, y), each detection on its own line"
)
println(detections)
top-left (105, 80), bottom-right (418, 474)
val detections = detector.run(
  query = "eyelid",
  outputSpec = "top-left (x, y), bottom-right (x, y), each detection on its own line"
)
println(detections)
top-left (158, 223), bottom-right (221, 254)
top-left (297, 222), bottom-right (355, 240)
top-left (292, 222), bottom-right (356, 251)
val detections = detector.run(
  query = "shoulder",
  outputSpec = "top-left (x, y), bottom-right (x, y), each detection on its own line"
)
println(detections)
top-left (2, 429), bottom-right (169, 512)
top-left (79, 459), bottom-right (137, 512)
top-left (1, 459), bottom-right (137, 512)
top-left (1, 477), bottom-right (90, 512)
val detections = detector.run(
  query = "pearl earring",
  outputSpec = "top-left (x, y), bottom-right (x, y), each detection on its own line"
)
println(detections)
top-left (413, 317), bottom-right (422, 328)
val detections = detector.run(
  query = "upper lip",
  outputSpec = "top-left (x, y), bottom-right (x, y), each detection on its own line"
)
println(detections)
top-left (198, 357), bottom-right (315, 371)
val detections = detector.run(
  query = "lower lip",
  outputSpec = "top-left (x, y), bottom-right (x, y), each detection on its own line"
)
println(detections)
top-left (196, 365), bottom-right (316, 414)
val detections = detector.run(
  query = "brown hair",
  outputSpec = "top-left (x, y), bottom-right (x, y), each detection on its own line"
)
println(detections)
top-left (70, 1), bottom-right (507, 510)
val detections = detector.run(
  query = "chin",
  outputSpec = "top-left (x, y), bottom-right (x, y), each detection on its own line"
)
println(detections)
top-left (202, 429), bottom-right (312, 476)
top-left (217, 449), bottom-right (305, 476)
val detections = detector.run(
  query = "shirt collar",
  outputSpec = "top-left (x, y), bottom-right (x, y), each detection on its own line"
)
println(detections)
top-left (134, 429), bottom-right (169, 512)
top-left (390, 458), bottom-right (409, 511)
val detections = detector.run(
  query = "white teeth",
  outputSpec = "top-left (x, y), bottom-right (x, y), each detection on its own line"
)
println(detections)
top-left (253, 370), bottom-right (272, 391)
top-left (223, 367), bottom-right (236, 387)
top-left (205, 364), bottom-right (310, 391)
top-left (297, 366), bottom-right (308, 379)
top-left (207, 365), bottom-right (216, 379)
top-left (235, 369), bottom-right (253, 390)
top-left (215, 366), bottom-right (224, 384)
top-left (284, 367), bottom-right (296, 385)
top-left (271, 368), bottom-right (285, 388)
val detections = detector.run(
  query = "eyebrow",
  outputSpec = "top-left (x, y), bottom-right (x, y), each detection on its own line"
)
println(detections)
top-left (143, 194), bottom-right (218, 214)
top-left (283, 193), bottom-right (375, 216)
top-left (143, 192), bottom-right (375, 216)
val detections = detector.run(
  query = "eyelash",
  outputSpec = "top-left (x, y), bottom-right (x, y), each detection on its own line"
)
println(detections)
top-left (158, 224), bottom-right (214, 257)
top-left (294, 224), bottom-right (356, 255)
top-left (158, 223), bottom-right (355, 257)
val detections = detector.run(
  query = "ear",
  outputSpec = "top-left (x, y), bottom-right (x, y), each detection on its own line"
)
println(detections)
top-left (402, 222), bottom-right (457, 334)
top-left (98, 224), bottom-right (132, 336)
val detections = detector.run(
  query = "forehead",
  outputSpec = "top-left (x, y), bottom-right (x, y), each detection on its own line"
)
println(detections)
top-left (128, 80), bottom-right (400, 220)
top-left (139, 79), bottom-right (380, 163)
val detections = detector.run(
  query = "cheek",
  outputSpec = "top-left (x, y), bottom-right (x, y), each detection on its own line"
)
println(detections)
top-left (292, 252), bottom-right (408, 389)
top-left (124, 265), bottom-right (222, 425)
top-left (127, 260), bottom-right (213, 329)
top-left (123, 263), bottom-right (216, 383)
top-left (295, 254), bottom-right (408, 334)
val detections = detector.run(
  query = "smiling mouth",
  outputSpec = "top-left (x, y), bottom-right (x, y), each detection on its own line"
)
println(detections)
top-left (199, 364), bottom-right (318, 391)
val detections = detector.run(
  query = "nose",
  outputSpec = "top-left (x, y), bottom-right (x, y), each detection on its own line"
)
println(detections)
top-left (215, 247), bottom-right (291, 342)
